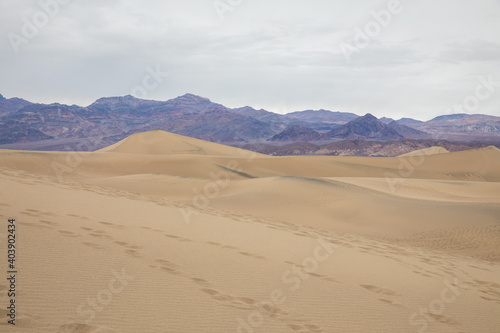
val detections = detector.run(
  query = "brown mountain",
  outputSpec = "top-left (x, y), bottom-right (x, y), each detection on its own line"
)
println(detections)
top-left (268, 125), bottom-right (323, 142)
top-left (1, 93), bottom-right (500, 151)
top-left (387, 121), bottom-right (429, 139)
top-left (413, 114), bottom-right (500, 136)
top-left (287, 109), bottom-right (358, 124)
top-left (0, 94), bottom-right (32, 117)
top-left (231, 106), bottom-right (306, 132)
top-left (325, 114), bottom-right (405, 141)
top-left (0, 120), bottom-right (53, 144)
top-left (0, 94), bottom-right (276, 147)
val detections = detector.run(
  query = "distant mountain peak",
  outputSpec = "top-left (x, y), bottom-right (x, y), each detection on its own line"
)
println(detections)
top-left (360, 113), bottom-right (377, 120)
top-left (430, 113), bottom-right (468, 122)
top-left (287, 109), bottom-right (359, 124)
top-left (0, 93), bottom-right (5, 100)
top-left (379, 117), bottom-right (395, 124)
top-left (326, 113), bottom-right (405, 141)
top-left (92, 95), bottom-right (143, 105)
top-left (177, 93), bottom-right (211, 102)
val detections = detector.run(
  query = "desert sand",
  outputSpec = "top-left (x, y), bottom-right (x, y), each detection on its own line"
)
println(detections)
top-left (0, 130), bottom-right (499, 332)
top-left (399, 146), bottom-right (450, 157)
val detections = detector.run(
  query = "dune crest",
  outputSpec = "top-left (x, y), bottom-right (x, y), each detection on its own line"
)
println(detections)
top-left (399, 146), bottom-right (449, 156)
top-left (97, 130), bottom-right (261, 157)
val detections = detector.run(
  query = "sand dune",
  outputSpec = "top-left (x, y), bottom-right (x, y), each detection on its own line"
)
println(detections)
top-left (98, 130), bottom-right (265, 157)
top-left (399, 146), bottom-right (450, 157)
top-left (0, 130), bottom-right (499, 332)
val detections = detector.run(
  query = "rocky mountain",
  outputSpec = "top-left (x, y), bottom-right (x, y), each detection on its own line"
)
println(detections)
top-left (0, 94), bottom-right (274, 145)
top-left (287, 109), bottom-right (358, 124)
top-left (413, 114), bottom-right (500, 136)
top-left (387, 121), bottom-right (429, 139)
top-left (0, 94), bottom-right (33, 117)
top-left (397, 118), bottom-right (423, 126)
top-left (231, 106), bottom-right (305, 132)
top-left (325, 113), bottom-right (405, 141)
top-left (0, 120), bottom-right (53, 144)
top-left (268, 125), bottom-right (323, 142)
top-left (379, 117), bottom-right (395, 124)
top-left (1, 92), bottom-right (499, 150)
top-left (159, 108), bottom-right (275, 143)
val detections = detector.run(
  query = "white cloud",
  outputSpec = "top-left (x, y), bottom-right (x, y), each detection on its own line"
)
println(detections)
top-left (0, 0), bottom-right (499, 121)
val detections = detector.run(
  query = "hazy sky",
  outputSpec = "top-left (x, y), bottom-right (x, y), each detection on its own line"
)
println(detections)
top-left (1, 0), bottom-right (500, 120)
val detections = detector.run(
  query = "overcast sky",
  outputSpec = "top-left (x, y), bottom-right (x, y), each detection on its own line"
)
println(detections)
top-left (1, 0), bottom-right (500, 120)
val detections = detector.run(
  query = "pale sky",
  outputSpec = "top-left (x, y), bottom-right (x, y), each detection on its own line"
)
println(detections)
top-left (1, 0), bottom-right (500, 120)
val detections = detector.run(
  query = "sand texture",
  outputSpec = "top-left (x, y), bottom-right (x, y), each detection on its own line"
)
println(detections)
top-left (0, 130), bottom-right (499, 332)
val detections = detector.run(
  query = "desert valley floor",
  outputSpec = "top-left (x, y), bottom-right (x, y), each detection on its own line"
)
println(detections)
top-left (0, 130), bottom-right (499, 332)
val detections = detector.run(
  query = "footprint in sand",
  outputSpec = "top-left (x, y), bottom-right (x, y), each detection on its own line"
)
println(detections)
top-left (88, 230), bottom-right (113, 239)
top-left (66, 213), bottom-right (89, 220)
top-left (155, 259), bottom-right (183, 275)
top-left (238, 251), bottom-right (267, 260)
top-left (378, 298), bottom-right (405, 308)
top-left (191, 277), bottom-right (212, 287)
top-left (124, 249), bottom-right (143, 258)
top-left (39, 219), bottom-right (58, 227)
top-left (206, 241), bottom-right (266, 260)
top-left (360, 284), bottom-right (401, 296)
top-left (165, 234), bottom-right (192, 242)
top-left (200, 288), bottom-right (235, 302)
top-left (99, 221), bottom-right (125, 229)
top-left (57, 230), bottom-right (79, 237)
top-left (425, 313), bottom-right (459, 326)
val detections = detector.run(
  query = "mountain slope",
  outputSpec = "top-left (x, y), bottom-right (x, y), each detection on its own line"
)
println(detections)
top-left (1, 93), bottom-right (500, 149)
top-left (387, 120), bottom-right (429, 139)
top-left (325, 114), bottom-right (405, 141)
top-left (268, 125), bottom-right (323, 142)
top-left (287, 109), bottom-right (358, 124)
top-left (0, 120), bottom-right (53, 144)
top-left (0, 94), bottom-right (33, 117)
top-left (416, 114), bottom-right (500, 135)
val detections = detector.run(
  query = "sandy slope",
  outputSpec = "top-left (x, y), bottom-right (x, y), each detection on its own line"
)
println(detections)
top-left (399, 146), bottom-right (450, 157)
top-left (0, 130), bottom-right (499, 332)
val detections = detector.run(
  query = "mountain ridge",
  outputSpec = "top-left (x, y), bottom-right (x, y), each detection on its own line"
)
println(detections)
top-left (1, 93), bottom-right (499, 149)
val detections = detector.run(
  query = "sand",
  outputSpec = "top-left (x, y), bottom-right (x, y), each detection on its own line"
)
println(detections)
top-left (399, 146), bottom-right (450, 157)
top-left (0, 130), bottom-right (499, 332)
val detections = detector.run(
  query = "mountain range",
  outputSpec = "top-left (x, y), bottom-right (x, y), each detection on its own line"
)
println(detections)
top-left (0, 93), bottom-right (499, 152)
